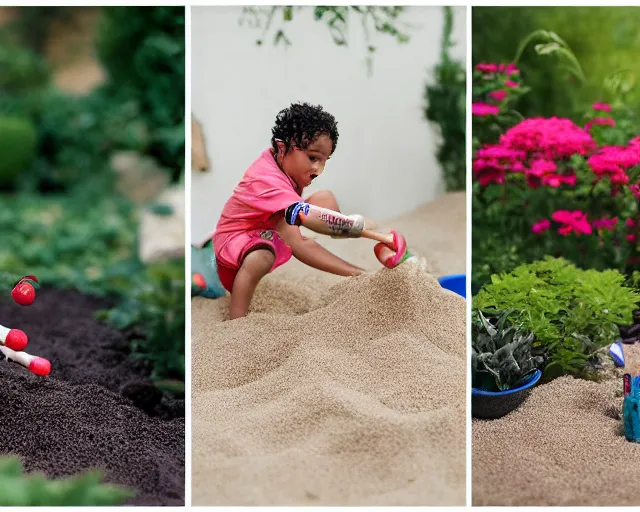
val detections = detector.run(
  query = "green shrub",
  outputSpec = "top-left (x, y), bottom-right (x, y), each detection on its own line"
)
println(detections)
top-left (473, 257), bottom-right (640, 379)
top-left (0, 40), bottom-right (50, 94)
top-left (0, 116), bottom-right (37, 188)
top-left (424, 6), bottom-right (466, 192)
top-left (95, 7), bottom-right (185, 176)
top-left (0, 456), bottom-right (132, 506)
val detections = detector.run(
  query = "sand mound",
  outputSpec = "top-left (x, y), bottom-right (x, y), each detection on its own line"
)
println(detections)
top-left (192, 193), bottom-right (467, 506)
top-left (0, 288), bottom-right (184, 506)
top-left (472, 344), bottom-right (640, 506)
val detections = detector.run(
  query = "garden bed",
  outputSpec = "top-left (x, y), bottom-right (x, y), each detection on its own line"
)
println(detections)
top-left (0, 286), bottom-right (184, 506)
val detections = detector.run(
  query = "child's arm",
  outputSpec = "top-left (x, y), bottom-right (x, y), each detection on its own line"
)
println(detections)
top-left (284, 202), bottom-right (365, 239)
top-left (275, 217), bottom-right (365, 277)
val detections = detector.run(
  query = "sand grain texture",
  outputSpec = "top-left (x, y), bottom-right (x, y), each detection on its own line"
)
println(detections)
top-left (192, 193), bottom-right (467, 506)
top-left (472, 343), bottom-right (640, 507)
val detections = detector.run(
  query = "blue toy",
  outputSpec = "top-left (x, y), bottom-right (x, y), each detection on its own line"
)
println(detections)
top-left (623, 374), bottom-right (640, 443)
top-left (438, 274), bottom-right (466, 299)
top-left (191, 241), bottom-right (226, 299)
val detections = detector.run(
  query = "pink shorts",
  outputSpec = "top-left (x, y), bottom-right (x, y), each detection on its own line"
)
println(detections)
top-left (214, 229), bottom-right (293, 292)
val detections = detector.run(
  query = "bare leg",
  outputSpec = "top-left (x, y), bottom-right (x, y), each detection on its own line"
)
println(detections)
top-left (228, 249), bottom-right (275, 320)
top-left (305, 189), bottom-right (340, 211)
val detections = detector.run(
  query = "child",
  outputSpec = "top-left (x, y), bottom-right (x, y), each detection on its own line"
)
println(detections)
top-left (212, 102), bottom-right (400, 320)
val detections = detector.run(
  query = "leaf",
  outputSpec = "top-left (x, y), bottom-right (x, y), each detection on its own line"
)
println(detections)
top-left (534, 42), bottom-right (562, 55)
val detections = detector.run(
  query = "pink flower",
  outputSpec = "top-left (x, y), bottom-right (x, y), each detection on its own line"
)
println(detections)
top-left (551, 209), bottom-right (592, 236)
top-left (505, 80), bottom-right (519, 88)
top-left (542, 173), bottom-right (577, 188)
top-left (473, 145), bottom-right (528, 186)
top-left (626, 218), bottom-right (636, 228)
top-left (476, 63), bottom-right (498, 74)
top-left (585, 117), bottom-right (616, 132)
top-left (592, 102), bottom-right (612, 112)
top-left (630, 184), bottom-right (640, 199)
top-left (500, 117), bottom-right (596, 160)
top-left (592, 217), bottom-right (618, 231)
top-left (505, 63), bottom-right (519, 76)
top-left (473, 102), bottom-right (501, 116)
top-left (627, 234), bottom-right (637, 243)
top-left (489, 90), bottom-right (508, 102)
top-left (588, 144), bottom-right (640, 184)
top-left (525, 158), bottom-right (574, 189)
top-left (532, 219), bottom-right (551, 234)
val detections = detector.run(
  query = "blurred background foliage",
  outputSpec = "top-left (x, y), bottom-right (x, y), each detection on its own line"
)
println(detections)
top-left (0, 6), bottom-right (185, 383)
top-left (472, 6), bottom-right (640, 120)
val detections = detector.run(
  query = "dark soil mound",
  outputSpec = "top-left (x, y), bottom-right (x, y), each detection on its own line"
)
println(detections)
top-left (0, 287), bottom-right (184, 506)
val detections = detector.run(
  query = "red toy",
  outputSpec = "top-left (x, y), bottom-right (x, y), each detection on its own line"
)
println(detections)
top-left (1, 275), bottom-right (51, 376)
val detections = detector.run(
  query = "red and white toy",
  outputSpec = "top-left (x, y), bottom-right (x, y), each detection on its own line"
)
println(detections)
top-left (1, 275), bottom-right (51, 376)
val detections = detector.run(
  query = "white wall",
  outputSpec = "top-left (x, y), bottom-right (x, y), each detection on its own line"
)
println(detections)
top-left (191, 6), bottom-right (467, 243)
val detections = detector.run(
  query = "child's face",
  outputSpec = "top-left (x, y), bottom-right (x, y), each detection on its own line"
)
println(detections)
top-left (276, 134), bottom-right (333, 190)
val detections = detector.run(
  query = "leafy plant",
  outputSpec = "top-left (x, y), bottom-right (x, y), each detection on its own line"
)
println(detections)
top-left (473, 257), bottom-right (640, 379)
top-left (472, 309), bottom-right (544, 391)
top-left (0, 456), bottom-right (132, 506)
top-left (0, 39), bottom-right (50, 94)
top-left (424, 6), bottom-right (466, 192)
top-left (95, 6), bottom-right (185, 177)
top-left (0, 116), bottom-right (37, 188)
top-left (240, 6), bottom-right (410, 73)
top-left (96, 259), bottom-right (185, 380)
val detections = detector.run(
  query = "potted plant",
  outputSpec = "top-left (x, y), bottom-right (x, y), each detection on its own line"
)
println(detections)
top-left (472, 309), bottom-right (544, 419)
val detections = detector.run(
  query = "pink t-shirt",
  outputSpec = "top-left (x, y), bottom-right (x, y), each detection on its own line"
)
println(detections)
top-left (213, 148), bottom-right (302, 267)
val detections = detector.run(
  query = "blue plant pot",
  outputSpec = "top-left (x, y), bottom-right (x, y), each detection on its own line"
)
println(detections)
top-left (438, 274), bottom-right (466, 299)
top-left (472, 369), bottom-right (542, 419)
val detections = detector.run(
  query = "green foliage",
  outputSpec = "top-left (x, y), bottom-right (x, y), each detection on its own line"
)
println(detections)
top-left (473, 257), bottom-right (640, 379)
top-left (240, 6), bottom-right (410, 72)
top-left (0, 456), bottom-right (132, 506)
top-left (472, 7), bottom-right (640, 120)
top-left (424, 6), bottom-right (466, 192)
top-left (472, 309), bottom-right (544, 391)
top-left (0, 178), bottom-right (137, 296)
top-left (0, 7), bottom-right (185, 192)
top-left (0, 39), bottom-right (50, 93)
top-left (95, 7), bottom-right (185, 176)
top-left (21, 87), bottom-right (154, 191)
top-left (96, 259), bottom-right (185, 380)
top-left (0, 116), bottom-right (37, 188)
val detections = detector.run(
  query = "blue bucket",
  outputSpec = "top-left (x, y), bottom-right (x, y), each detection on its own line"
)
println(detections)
top-left (438, 274), bottom-right (466, 299)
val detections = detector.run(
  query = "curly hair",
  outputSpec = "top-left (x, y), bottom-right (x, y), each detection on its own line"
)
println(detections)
top-left (271, 102), bottom-right (339, 155)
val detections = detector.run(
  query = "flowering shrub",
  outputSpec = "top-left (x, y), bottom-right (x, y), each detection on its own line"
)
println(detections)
top-left (472, 62), bottom-right (640, 290)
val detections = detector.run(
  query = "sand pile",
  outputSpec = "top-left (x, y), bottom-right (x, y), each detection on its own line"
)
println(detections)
top-left (192, 193), bottom-right (467, 506)
top-left (472, 344), bottom-right (640, 506)
top-left (0, 287), bottom-right (184, 506)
